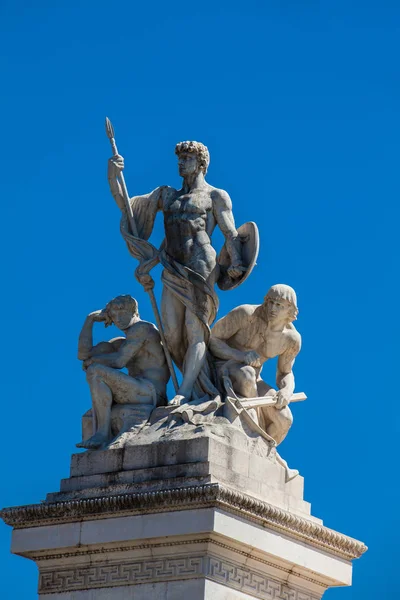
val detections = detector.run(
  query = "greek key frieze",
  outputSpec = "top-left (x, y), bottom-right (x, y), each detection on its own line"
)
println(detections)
top-left (39, 554), bottom-right (320, 599)
top-left (39, 556), bottom-right (203, 593)
top-left (206, 556), bottom-right (319, 600)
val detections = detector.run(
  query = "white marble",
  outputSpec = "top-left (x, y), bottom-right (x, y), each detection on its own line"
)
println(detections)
top-left (12, 507), bottom-right (355, 599)
top-left (76, 295), bottom-right (169, 450)
top-left (108, 137), bottom-right (257, 406)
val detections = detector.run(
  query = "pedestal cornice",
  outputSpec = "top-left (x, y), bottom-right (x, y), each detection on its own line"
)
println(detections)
top-left (0, 482), bottom-right (366, 561)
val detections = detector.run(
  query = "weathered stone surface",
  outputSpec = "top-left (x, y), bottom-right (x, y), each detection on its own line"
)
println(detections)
top-left (210, 284), bottom-right (301, 442)
top-left (57, 429), bottom-right (312, 518)
top-left (2, 484), bottom-right (366, 560)
top-left (8, 507), bottom-right (364, 599)
top-left (76, 295), bottom-right (169, 450)
top-left (108, 138), bottom-right (259, 407)
top-left (0, 123), bottom-right (368, 600)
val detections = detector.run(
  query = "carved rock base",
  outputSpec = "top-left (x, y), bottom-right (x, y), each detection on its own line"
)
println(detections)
top-left (1, 433), bottom-right (366, 599)
top-left (49, 430), bottom-right (313, 520)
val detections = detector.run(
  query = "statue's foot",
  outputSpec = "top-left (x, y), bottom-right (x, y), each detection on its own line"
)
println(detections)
top-left (169, 394), bottom-right (186, 406)
top-left (76, 432), bottom-right (108, 450)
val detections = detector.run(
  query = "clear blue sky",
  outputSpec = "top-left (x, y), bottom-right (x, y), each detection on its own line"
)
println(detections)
top-left (0, 1), bottom-right (398, 598)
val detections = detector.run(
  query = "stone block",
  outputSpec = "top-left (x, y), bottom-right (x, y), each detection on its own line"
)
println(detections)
top-left (70, 448), bottom-right (124, 477)
top-left (46, 474), bottom-right (214, 503)
top-left (122, 437), bottom-right (211, 471)
top-left (248, 451), bottom-right (284, 487)
top-left (60, 462), bottom-right (212, 493)
top-left (57, 434), bottom-right (315, 519)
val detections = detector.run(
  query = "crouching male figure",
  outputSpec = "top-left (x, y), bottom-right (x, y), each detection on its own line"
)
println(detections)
top-left (209, 284), bottom-right (301, 447)
top-left (76, 295), bottom-right (169, 450)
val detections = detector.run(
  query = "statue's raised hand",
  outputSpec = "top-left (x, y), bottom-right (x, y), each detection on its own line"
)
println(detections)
top-left (89, 310), bottom-right (107, 322)
top-left (108, 154), bottom-right (124, 178)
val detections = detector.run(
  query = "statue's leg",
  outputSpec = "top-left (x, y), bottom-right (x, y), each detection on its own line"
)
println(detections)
top-left (173, 307), bottom-right (208, 402)
top-left (97, 366), bottom-right (155, 405)
top-left (76, 364), bottom-right (113, 449)
top-left (228, 363), bottom-right (258, 398)
top-left (77, 366), bottom-right (155, 450)
top-left (226, 363), bottom-right (260, 424)
top-left (261, 405), bottom-right (293, 446)
top-left (257, 403), bottom-right (297, 480)
top-left (161, 287), bottom-right (185, 369)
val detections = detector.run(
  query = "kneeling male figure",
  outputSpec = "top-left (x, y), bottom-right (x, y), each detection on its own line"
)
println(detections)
top-left (210, 284), bottom-right (301, 446)
top-left (76, 295), bottom-right (169, 449)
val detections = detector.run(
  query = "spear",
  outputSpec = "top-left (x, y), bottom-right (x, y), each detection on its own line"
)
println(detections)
top-left (105, 117), bottom-right (179, 393)
top-left (105, 118), bottom-right (139, 237)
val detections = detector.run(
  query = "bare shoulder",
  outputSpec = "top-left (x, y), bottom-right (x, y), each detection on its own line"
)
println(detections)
top-left (283, 325), bottom-right (302, 352)
top-left (232, 304), bottom-right (259, 318)
top-left (129, 320), bottom-right (161, 341)
top-left (132, 185), bottom-right (178, 204)
top-left (213, 304), bottom-right (257, 332)
top-left (159, 185), bottom-right (178, 200)
top-left (209, 186), bottom-right (232, 207)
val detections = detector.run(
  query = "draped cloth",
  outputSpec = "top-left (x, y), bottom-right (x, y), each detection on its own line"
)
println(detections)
top-left (160, 249), bottom-right (220, 400)
top-left (120, 195), bottom-right (221, 401)
top-left (159, 250), bottom-right (219, 343)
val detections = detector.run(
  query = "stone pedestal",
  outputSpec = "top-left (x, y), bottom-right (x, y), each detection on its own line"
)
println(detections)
top-left (1, 428), bottom-right (366, 599)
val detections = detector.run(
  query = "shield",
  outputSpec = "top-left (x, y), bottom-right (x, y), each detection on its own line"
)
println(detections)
top-left (217, 221), bottom-right (259, 291)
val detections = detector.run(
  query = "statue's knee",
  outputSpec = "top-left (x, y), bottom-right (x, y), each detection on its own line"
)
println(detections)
top-left (279, 407), bottom-right (293, 428)
top-left (232, 365), bottom-right (257, 396)
top-left (86, 364), bottom-right (104, 382)
top-left (241, 365), bottom-right (257, 385)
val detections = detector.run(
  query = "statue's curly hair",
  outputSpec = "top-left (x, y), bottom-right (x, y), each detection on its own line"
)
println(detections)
top-left (103, 295), bottom-right (139, 327)
top-left (175, 141), bottom-right (210, 174)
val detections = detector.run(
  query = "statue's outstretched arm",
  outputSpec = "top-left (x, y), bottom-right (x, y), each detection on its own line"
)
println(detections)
top-left (276, 335), bottom-right (301, 408)
top-left (84, 338), bottom-right (143, 370)
top-left (78, 311), bottom-right (106, 361)
top-left (210, 306), bottom-right (247, 362)
top-left (108, 154), bottom-right (163, 240)
top-left (108, 154), bottom-right (127, 212)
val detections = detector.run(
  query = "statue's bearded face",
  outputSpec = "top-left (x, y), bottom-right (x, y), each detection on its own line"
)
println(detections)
top-left (266, 297), bottom-right (292, 326)
top-left (178, 152), bottom-right (199, 177)
top-left (109, 305), bottom-right (135, 330)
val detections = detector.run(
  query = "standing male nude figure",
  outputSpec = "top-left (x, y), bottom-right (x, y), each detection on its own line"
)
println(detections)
top-left (108, 141), bottom-right (244, 405)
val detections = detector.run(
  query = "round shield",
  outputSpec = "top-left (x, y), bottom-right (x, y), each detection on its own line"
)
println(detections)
top-left (217, 221), bottom-right (260, 291)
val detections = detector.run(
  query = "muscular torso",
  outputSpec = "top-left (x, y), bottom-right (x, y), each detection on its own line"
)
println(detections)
top-left (162, 186), bottom-right (217, 280)
top-left (112, 322), bottom-right (169, 395)
top-left (216, 306), bottom-right (296, 364)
